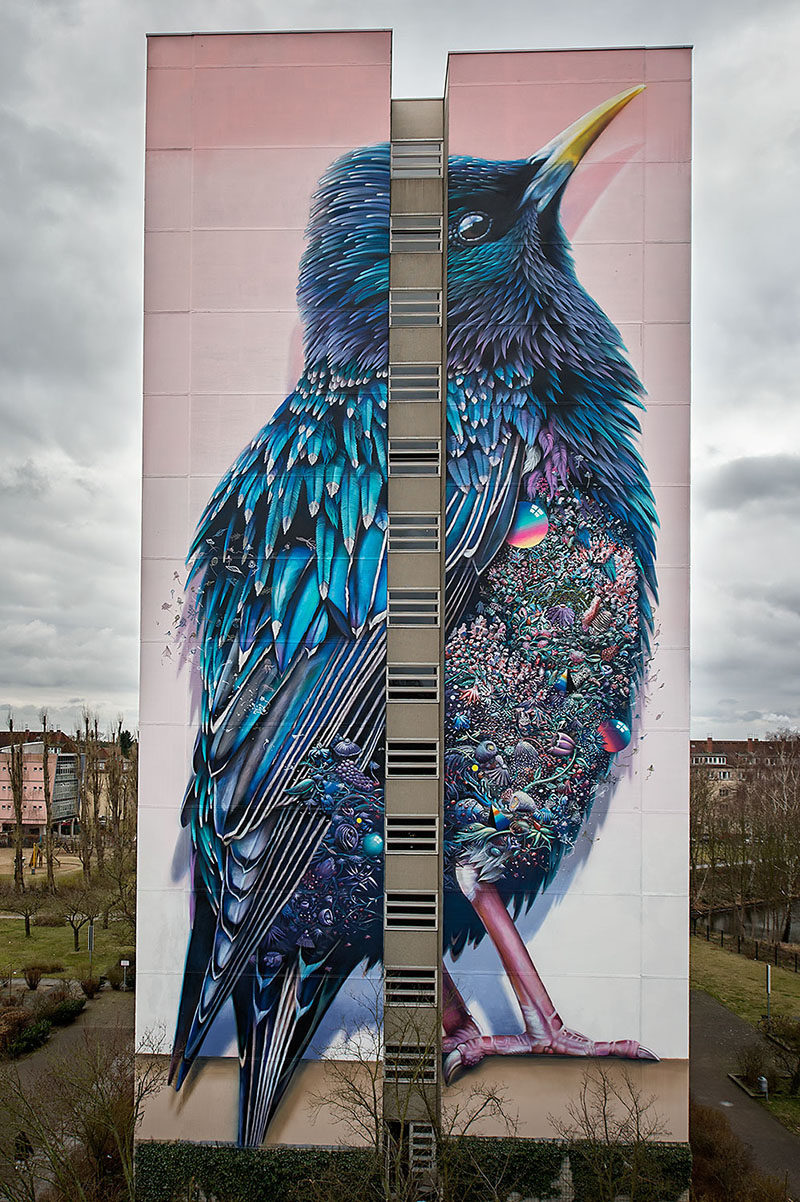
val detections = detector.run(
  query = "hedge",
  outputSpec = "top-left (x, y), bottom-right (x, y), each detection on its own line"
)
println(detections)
top-left (135, 1137), bottom-right (691, 1202)
top-left (569, 1140), bottom-right (693, 1201)
top-left (135, 1143), bottom-right (379, 1202)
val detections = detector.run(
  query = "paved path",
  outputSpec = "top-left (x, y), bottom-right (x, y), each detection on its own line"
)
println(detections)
top-left (691, 988), bottom-right (800, 1197)
top-left (10, 985), bottom-right (134, 1088)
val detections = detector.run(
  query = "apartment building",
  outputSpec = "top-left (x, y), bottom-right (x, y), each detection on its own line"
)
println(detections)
top-left (0, 735), bottom-right (79, 838)
top-left (691, 736), bottom-right (794, 800)
top-left (137, 30), bottom-right (690, 1164)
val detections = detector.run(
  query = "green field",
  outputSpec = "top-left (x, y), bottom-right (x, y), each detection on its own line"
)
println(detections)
top-left (691, 935), bottom-right (800, 1137)
top-left (690, 935), bottom-right (800, 1026)
top-left (0, 916), bottom-right (133, 981)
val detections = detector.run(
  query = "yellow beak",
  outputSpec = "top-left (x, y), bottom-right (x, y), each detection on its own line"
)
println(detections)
top-left (524, 85), bottom-right (644, 211)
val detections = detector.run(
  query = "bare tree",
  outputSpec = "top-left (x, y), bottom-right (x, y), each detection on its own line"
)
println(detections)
top-left (59, 884), bottom-right (104, 953)
top-left (750, 733), bottom-right (800, 942)
top-left (690, 764), bottom-right (719, 913)
top-left (308, 983), bottom-right (517, 1202)
top-left (96, 729), bottom-right (136, 937)
top-left (0, 883), bottom-right (46, 939)
top-left (74, 717), bottom-right (94, 883)
top-left (0, 1026), bottom-right (166, 1202)
top-left (83, 712), bottom-right (105, 875)
top-left (549, 1065), bottom-right (668, 1202)
top-left (5, 717), bottom-right (26, 893)
top-left (717, 783), bottom-right (755, 936)
top-left (760, 1013), bottom-right (800, 1097)
top-left (690, 733), bottom-right (800, 941)
top-left (40, 709), bottom-right (56, 893)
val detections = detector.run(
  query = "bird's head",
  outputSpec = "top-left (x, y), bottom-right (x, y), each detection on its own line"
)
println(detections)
top-left (297, 144), bottom-right (390, 374)
top-left (447, 87), bottom-right (643, 373)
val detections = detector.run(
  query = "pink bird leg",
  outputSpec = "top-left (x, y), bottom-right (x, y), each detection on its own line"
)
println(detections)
top-left (443, 867), bottom-right (656, 1084)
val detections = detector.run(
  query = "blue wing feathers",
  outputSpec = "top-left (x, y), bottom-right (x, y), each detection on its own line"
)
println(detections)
top-left (174, 135), bottom-right (661, 1144)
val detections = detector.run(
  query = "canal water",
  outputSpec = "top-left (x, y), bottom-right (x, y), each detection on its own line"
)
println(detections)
top-left (707, 898), bottom-right (800, 943)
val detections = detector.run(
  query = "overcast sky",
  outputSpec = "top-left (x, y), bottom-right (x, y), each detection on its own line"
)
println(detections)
top-left (0, 0), bottom-right (798, 740)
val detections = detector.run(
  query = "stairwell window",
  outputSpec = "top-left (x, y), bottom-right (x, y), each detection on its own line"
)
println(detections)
top-left (409, 1123), bottom-right (437, 1172)
top-left (385, 968), bottom-right (437, 1008)
top-left (386, 739), bottom-right (439, 778)
top-left (384, 1121), bottom-right (437, 1183)
top-left (386, 814), bottom-right (438, 854)
top-left (387, 512), bottom-right (440, 553)
top-left (388, 589), bottom-right (440, 627)
top-left (387, 664), bottom-right (439, 703)
top-left (384, 1043), bottom-right (438, 1084)
top-left (390, 140), bottom-right (443, 178)
top-left (388, 438), bottom-right (440, 476)
top-left (389, 289), bottom-right (441, 327)
top-left (385, 891), bottom-right (438, 930)
top-left (390, 214), bottom-right (442, 253)
top-left (388, 362), bottom-right (441, 403)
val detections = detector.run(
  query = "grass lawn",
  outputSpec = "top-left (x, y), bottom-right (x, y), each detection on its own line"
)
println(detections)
top-left (690, 935), bottom-right (800, 1026)
top-left (0, 916), bottom-right (133, 981)
top-left (691, 935), bottom-right (800, 1139)
top-left (765, 1094), bottom-right (800, 1136)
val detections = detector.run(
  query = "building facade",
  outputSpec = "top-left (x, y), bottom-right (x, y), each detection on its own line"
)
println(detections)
top-left (0, 737), bottom-right (79, 838)
top-left (690, 736), bottom-right (784, 801)
top-left (138, 31), bottom-right (690, 1158)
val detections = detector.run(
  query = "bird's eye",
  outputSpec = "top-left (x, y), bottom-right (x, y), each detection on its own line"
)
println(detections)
top-left (456, 211), bottom-right (493, 244)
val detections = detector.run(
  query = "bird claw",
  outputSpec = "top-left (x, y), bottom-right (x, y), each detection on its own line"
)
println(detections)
top-left (546, 1027), bottom-right (659, 1061)
top-left (443, 1048), bottom-right (465, 1085)
top-left (442, 1019), bottom-right (482, 1055)
top-left (442, 1028), bottom-right (659, 1082)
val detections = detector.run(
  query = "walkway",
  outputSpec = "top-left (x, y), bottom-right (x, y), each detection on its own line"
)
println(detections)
top-left (691, 987), bottom-right (800, 1197)
top-left (10, 984), bottom-right (134, 1089)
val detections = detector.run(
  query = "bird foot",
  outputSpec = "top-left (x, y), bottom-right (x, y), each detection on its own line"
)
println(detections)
top-left (443, 1028), bottom-right (657, 1084)
top-left (442, 1017), bottom-right (483, 1054)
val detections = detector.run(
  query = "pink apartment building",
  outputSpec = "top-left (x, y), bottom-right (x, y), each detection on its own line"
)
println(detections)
top-left (0, 740), bottom-right (79, 839)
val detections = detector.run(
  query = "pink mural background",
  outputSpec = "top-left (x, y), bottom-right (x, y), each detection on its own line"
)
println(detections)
top-left (444, 47), bottom-right (690, 1062)
top-left (138, 36), bottom-right (690, 1141)
top-left (138, 29), bottom-right (392, 1063)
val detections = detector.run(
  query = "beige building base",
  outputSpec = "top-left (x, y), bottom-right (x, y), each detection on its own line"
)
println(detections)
top-left (137, 1055), bottom-right (688, 1146)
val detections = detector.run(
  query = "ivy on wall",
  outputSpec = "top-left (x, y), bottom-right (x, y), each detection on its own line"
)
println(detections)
top-left (135, 1137), bottom-right (692, 1202)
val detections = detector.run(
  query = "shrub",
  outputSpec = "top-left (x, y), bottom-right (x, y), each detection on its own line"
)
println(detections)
top-left (25, 959), bottom-right (64, 974)
top-left (23, 965), bottom-right (42, 991)
top-left (31, 989), bottom-right (85, 1027)
top-left (35, 911), bottom-right (67, 928)
top-left (735, 1043), bottom-right (779, 1094)
top-left (106, 964), bottom-right (124, 990)
top-left (134, 1139), bottom-right (693, 1202)
top-left (690, 1098), bottom-right (788, 1200)
top-left (0, 1009), bottom-right (31, 1054)
top-left (79, 977), bottom-right (101, 999)
top-left (48, 998), bottom-right (86, 1027)
top-left (32, 982), bottom-right (70, 1011)
top-left (737, 1042), bottom-right (767, 1088)
top-left (6, 1017), bottom-right (51, 1058)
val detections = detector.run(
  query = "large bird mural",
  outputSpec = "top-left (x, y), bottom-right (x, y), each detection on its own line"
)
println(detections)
top-left (169, 86), bottom-right (658, 1147)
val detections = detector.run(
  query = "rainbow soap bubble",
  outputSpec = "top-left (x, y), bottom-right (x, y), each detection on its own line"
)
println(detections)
top-left (598, 718), bottom-right (632, 754)
top-left (506, 501), bottom-right (549, 548)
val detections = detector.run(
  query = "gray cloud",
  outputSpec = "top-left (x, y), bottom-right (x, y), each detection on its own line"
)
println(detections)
top-left (0, 0), bottom-right (797, 736)
top-left (0, 459), bottom-right (50, 497)
top-left (701, 454), bottom-right (800, 513)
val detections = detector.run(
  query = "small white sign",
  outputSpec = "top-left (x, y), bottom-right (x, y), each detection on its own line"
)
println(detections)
top-left (120, 960), bottom-right (130, 967)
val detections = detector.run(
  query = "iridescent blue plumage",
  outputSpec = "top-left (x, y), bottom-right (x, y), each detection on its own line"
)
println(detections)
top-left (439, 97), bottom-right (659, 1073)
top-left (440, 146), bottom-right (656, 967)
top-left (169, 147), bottom-right (391, 1146)
top-left (172, 89), bottom-right (660, 1144)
